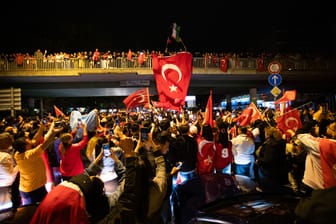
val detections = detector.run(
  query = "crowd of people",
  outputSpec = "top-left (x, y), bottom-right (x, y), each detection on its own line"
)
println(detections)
top-left (0, 47), bottom-right (333, 72)
top-left (0, 103), bottom-right (336, 224)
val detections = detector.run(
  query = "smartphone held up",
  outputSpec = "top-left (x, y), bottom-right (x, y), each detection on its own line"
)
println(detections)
top-left (102, 143), bottom-right (111, 157)
top-left (140, 127), bottom-right (150, 142)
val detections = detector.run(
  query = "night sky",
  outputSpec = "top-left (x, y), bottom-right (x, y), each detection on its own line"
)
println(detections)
top-left (1, 1), bottom-right (335, 55)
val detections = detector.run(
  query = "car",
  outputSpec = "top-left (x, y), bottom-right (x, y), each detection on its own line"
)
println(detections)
top-left (188, 191), bottom-right (300, 224)
top-left (170, 173), bottom-right (301, 224)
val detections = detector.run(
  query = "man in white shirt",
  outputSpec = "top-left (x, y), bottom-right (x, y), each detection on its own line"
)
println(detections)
top-left (231, 126), bottom-right (255, 178)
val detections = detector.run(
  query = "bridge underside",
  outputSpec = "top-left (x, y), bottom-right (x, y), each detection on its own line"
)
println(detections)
top-left (1, 71), bottom-right (335, 97)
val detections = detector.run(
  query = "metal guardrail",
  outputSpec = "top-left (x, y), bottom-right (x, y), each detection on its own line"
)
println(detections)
top-left (0, 56), bottom-right (334, 74)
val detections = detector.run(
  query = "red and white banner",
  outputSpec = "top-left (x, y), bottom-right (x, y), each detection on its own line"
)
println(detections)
top-left (152, 52), bottom-right (192, 111)
top-left (203, 90), bottom-right (213, 127)
top-left (276, 109), bottom-right (302, 133)
top-left (234, 102), bottom-right (261, 126)
top-left (123, 88), bottom-right (150, 110)
top-left (275, 90), bottom-right (296, 104)
top-left (54, 105), bottom-right (65, 117)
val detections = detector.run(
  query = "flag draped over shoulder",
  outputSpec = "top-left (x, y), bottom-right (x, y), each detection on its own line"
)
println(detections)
top-left (203, 90), bottom-right (213, 127)
top-left (123, 88), bottom-right (150, 110)
top-left (234, 102), bottom-right (261, 126)
top-left (54, 105), bottom-right (65, 117)
top-left (276, 109), bottom-right (302, 133)
top-left (152, 52), bottom-right (192, 111)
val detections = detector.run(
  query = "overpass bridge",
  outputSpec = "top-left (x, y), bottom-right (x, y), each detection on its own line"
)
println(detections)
top-left (1, 56), bottom-right (335, 112)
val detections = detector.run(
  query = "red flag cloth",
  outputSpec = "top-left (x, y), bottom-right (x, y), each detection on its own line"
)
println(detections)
top-left (123, 88), bottom-right (149, 110)
top-left (220, 58), bottom-right (228, 72)
top-left (234, 102), bottom-right (261, 126)
top-left (275, 90), bottom-right (296, 104)
top-left (54, 105), bottom-right (65, 117)
top-left (203, 90), bottom-right (213, 127)
top-left (276, 109), bottom-right (302, 133)
top-left (152, 52), bottom-right (192, 111)
top-left (151, 100), bottom-right (161, 108)
top-left (319, 138), bottom-right (336, 188)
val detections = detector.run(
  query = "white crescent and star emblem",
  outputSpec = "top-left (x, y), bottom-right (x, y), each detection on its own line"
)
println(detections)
top-left (285, 117), bottom-right (299, 129)
top-left (250, 107), bottom-right (257, 118)
top-left (161, 63), bottom-right (183, 93)
top-left (205, 155), bottom-right (213, 165)
top-left (138, 94), bottom-right (145, 103)
top-left (132, 94), bottom-right (145, 103)
top-left (161, 63), bottom-right (182, 82)
top-left (169, 85), bottom-right (178, 92)
top-left (244, 107), bottom-right (254, 118)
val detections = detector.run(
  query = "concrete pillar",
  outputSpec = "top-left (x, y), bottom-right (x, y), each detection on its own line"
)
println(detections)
top-left (27, 98), bottom-right (35, 108)
top-left (249, 88), bottom-right (257, 105)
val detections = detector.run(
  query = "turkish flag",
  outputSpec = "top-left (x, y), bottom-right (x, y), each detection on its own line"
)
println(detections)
top-left (276, 109), bottom-right (302, 133)
top-left (319, 138), bottom-right (336, 188)
top-left (123, 88), bottom-right (150, 110)
top-left (220, 58), bottom-right (228, 72)
top-left (203, 90), bottom-right (213, 127)
top-left (54, 105), bottom-right (65, 117)
top-left (275, 90), bottom-right (296, 104)
top-left (152, 52), bottom-right (192, 111)
top-left (234, 102), bottom-right (261, 126)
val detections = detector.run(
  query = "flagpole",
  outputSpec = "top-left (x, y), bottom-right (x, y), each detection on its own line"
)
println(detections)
top-left (260, 107), bottom-right (273, 127)
top-left (165, 37), bottom-right (169, 54)
top-left (277, 101), bottom-right (313, 117)
top-left (180, 39), bottom-right (187, 52)
top-left (146, 87), bottom-right (152, 109)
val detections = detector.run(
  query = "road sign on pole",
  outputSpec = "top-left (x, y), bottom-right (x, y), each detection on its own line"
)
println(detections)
top-left (270, 86), bottom-right (281, 98)
top-left (268, 61), bottom-right (282, 74)
top-left (268, 74), bottom-right (282, 87)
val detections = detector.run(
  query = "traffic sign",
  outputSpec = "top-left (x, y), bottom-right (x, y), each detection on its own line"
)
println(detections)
top-left (268, 74), bottom-right (282, 86)
top-left (268, 61), bottom-right (282, 74)
top-left (271, 86), bottom-right (281, 98)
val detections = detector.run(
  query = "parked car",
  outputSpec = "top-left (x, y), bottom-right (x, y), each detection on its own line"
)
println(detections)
top-left (188, 191), bottom-right (300, 224)
top-left (171, 173), bottom-right (301, 224)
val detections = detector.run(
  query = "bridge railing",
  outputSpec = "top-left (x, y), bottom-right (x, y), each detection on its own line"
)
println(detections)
top-left (0, 56), bottom-right (334, 74)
